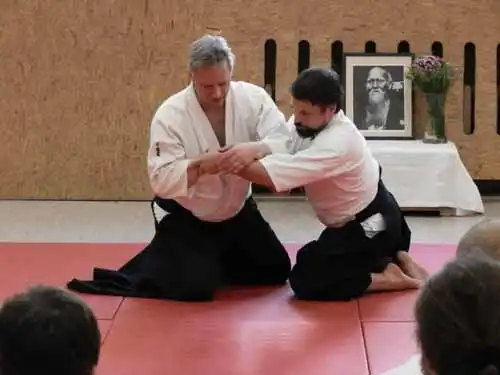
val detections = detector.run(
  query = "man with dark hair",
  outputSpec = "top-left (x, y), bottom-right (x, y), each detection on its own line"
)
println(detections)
top-left (0, 285), bottom-right (101, 375)
top-left (214, 67), bottom-right (428, 301)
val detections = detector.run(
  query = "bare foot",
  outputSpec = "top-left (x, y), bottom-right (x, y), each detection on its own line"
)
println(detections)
top-left (367, 263), bottom-right (423, 292)
top-left (396, 251), bottom-right (430, 281)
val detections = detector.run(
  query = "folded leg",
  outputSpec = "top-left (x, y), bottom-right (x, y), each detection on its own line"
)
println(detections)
top-left (289, 219), bottom-right (421, 301)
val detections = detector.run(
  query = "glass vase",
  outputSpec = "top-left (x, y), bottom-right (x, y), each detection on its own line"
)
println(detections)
top-left (422, 92), bottom-right (447, 144)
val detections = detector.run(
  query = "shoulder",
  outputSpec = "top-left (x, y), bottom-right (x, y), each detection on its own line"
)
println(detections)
top-left (231, 81), bottom-right (269, 96)
top-left (151, 87), bottom-right (190, 127)
top-left (286, 114), bottom-right (297, 132)
top-left (283, 115), bottom-right (303, 152)
top-left (230, 81), bottom-right (274, 106)
top-left (314, 111), bottom-right (368, 155)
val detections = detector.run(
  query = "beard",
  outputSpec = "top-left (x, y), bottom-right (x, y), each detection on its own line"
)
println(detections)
top-left (368, 89), bottom-right (385, 105)
top-left (294, 122), bottom-right (328, 139)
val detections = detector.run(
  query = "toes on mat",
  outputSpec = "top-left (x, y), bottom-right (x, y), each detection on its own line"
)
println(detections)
top-left (359, 244), bottom-right (455, 322)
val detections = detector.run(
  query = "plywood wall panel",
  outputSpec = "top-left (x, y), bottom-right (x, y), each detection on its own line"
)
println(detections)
top-left (1, 0), bottom-right (500, 199)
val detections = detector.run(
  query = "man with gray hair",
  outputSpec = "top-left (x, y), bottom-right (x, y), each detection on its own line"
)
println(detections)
top-left (67, 34), bottom-right (293, 302)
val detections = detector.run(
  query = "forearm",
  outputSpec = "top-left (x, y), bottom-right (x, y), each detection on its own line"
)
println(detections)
top-left (259, 136), bottom-right (291, 155)
top-left (149, 159), bottom-right (192, 199)
top-left (186, 151), bottom-right (224, 185)
top-left (251, 141), bottom-right (273, 159)
top-left (186, 157), bottom-right (204, 187)
top-left (236, 161), bottom-right (277, 191)
top-left (230, 141), bottom-right (272, 161)
top-left (150, 156), bottom-right (205, 198)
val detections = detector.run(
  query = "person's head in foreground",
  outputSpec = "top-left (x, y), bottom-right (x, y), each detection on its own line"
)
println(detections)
top-left (189, 34), bottom-right (235, 109)
top-left (290, 67), bottom-right (344, 138)
top-left (456, 218), bottom-right (500, 261)
top-left (0, 285), bottom-right (101, 375)
top-left (415, 254), bottom-right (500, 375)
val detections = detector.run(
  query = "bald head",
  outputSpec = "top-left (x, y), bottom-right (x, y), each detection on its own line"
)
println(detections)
top-left (456, 218), bottom-right (500, 261)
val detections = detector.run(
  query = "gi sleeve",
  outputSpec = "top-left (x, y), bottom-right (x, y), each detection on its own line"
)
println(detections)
top-left (258, 143), bottom-right (361, 192)
top-left (254, 88), bottom-right (294, 154)
top-left (147, 110), bottom-right (193, 199)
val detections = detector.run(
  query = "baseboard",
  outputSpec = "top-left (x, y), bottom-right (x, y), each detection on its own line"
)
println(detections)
top-left (474, 180), bottom-right (500, 196)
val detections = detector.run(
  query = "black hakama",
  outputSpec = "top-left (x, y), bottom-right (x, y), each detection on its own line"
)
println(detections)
top-left (289, 176), bottom-right (411, 301)
top-left (67, 197), bottom-right (291, 302)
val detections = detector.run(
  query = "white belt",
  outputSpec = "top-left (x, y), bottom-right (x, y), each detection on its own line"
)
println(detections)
top-left (153, 201), bottom-right (169, 223)
top-left (360, 213), bottom-right (386, 238)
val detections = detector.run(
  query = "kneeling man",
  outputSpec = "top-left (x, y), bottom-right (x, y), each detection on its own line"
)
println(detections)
top-left (67, 34), bottom-right (292, 302)
top-left (217, 67), bottom-right (428, 301)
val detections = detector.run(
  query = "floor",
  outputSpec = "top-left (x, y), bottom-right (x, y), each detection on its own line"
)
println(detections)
top-left (0, 197), bottom-right (498, 375)
top-left (1, 197), bottom-right (497, 243)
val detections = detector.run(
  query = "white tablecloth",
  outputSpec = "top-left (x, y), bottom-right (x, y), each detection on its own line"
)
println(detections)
top-left (367, 140), bottom-right (484, 216)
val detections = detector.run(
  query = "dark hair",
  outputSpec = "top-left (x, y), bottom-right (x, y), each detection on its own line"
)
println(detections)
top-left (290, 67), bottom-right (344, 111)
top-left (415, 255), bottom-right (500, 375)
top-left (0, 285), bottom-right (101, 375)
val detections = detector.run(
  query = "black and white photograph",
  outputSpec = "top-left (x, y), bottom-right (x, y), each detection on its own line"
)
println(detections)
top-left (343, 53), bottom-right (413, 139)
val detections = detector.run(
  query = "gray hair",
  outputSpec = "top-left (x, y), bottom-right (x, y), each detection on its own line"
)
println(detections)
top-left (188, 34), bottom-right (235, 71)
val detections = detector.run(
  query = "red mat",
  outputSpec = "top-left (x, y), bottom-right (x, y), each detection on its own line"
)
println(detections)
top-left (98, 320), bottom-right (113, 344)
top-left (0, 242), bottom-right (140, 319)
top-left (0, 242), bottom-right (455, 375)
top-left (358, 243), bottom-right (456, 322)
top-left (363, 322), bottom-right (418, 374)
top-left (97, 289), bottom-right (367, 375)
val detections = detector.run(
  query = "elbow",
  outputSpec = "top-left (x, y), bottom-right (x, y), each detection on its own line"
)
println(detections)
top-left (270, 182), bottom-right (292, 194)
top-left (148, 166), bottom-right (188, 199)
top-left (252, 179), bottom-right (279, 193)
top-left (262, 175), bottom-right (284, 194)
top-left (257, 165), bottom-right (285, 193)
top-left (149, 178), bottom-right (175, 199)
top-left (150, 180), bottom-right (170, 199)
top-left (262, 139), bottom-right (291, 155)
top-left (269, 183), bottom-right (280, 194)
top-left (266, 176), bottom-right (296, 193)
top-left (261, 170), bottom-right (287, 193)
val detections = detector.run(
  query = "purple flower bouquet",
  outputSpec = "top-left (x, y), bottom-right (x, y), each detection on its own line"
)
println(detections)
top-left (406, 55), bottom-right (456, 143)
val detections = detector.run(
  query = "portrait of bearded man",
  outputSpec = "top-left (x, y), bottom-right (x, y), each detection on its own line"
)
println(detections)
top-left (352, 65), bottom-right (406, 132)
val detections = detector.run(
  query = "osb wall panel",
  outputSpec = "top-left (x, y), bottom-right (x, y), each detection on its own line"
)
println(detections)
top-left (1, 0), bottom-right (499, 200)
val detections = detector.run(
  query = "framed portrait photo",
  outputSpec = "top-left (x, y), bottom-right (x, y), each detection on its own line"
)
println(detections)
top-left (343, 53), bottom-right (414, 140)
